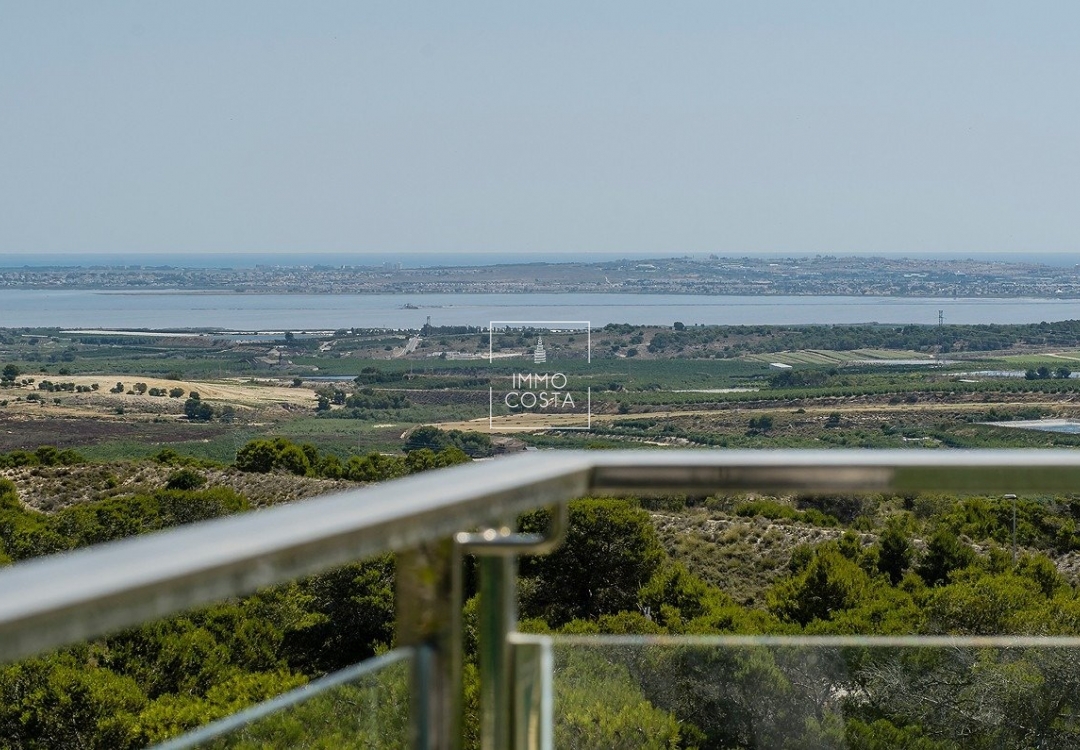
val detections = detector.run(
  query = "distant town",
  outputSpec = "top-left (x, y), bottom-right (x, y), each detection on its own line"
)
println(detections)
top-left (2, 255), bottom-right (1080, 298)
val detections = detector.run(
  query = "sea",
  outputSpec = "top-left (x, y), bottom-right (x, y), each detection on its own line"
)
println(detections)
top-left (2, 290), bottom-right (1080, 330)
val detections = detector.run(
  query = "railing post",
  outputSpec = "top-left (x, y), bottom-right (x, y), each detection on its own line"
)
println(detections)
top-left (478, 552), bottom-right (516, 749)
top-left (396, 540), bottom-right (461, 750)
top-left (459, 506), bottom-right (567, 750)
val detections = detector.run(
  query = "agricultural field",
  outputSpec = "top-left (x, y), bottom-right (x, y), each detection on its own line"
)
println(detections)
top-left (5, 321), bottom-right (1080, 459)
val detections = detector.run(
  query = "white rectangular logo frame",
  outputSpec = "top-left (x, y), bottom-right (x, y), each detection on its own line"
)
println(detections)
top-left (488, 320), bottom-right (592, 431)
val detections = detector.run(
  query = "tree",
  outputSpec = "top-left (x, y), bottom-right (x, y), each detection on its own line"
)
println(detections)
top-left (183, 398), bottom-right (214, 422)
top-left (924, 568), bottom-right (1042, 634)
top-left (235, 440), bottom-right (278, 473)
top-left (434, 447), bottom-right (470, 468)
top-left (34, 445), bottom-right (61, 466)
top-left (1, 364), bottom-right (18, 382)
top-left (165, 469), bottom-right (206, 491)
top-left (638, 560), bottom-right (728, 629)
top-left (518, 499), bottom-right (664, 625)
top-left (877, 517), bottom-right (914, 585)
top-left (316, 454), bottom-right (344, 479)
top-left (402, 426), bottom-right (492, 457)
top-left (916, 527), bottom-right (976, 587)
top-left (554, 650), bottom-right (686, 749)
top-left (768, 544), bottom-right (870, 626)
top-left (845, 718), bottom-right (959, 749)
top-left (275, 444), bottom-right (312, 476)
top-left (280, 558), bottom-right (395, 674)
top-left (404, 448), bottom-right (438, 474)
top-left (0, 657), bottom-right (148, 749)
top-left (404, 426), bottom-right (451, 452)
top-left (345, 452), bottom-right (406, 482)
top-left (748, 415), bottom-right (774, 432)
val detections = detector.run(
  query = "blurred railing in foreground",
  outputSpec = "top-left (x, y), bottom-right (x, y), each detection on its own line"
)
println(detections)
top-left (2, 450), bottom-right (1080, 749)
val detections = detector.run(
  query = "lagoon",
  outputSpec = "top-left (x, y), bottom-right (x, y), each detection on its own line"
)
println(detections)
top-left (3, 290), bottom-right (1080, 330)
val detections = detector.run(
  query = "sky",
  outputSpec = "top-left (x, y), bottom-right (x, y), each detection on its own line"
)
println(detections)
top-left (2, 2), bottom-right (1079, 258)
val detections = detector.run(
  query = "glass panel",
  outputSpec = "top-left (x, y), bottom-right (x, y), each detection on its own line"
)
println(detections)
top-left (153, 648), bottom-right (411, 750)
top-left (534, 635), bottom-right (1080, 750)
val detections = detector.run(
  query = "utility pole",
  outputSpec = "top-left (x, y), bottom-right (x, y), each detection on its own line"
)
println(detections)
top-left (1005, 494), bottom-right (1018, 564)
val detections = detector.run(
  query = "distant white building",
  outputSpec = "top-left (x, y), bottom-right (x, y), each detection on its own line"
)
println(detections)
top-left (533, 336), bottom-right (547, 364)
top-left (769, 362), bottom-right (793, 370)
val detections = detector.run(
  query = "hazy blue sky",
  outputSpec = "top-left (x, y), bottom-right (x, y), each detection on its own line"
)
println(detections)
top-left (2, 2), bottom-right (1079, 257)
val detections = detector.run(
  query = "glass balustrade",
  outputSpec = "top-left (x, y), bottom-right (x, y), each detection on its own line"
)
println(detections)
top-left (154, 649), bottom-right (412, 750)
top-left (509, 633), bottom-right (1080, 749)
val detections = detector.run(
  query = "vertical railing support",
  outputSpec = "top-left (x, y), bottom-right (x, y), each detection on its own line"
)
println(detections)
top-left (396, 540), bottom-right (461, 750)
top-left (478, 550), bottom-right (517, 749)
top-left (458, 505), bottom-right (568, 750)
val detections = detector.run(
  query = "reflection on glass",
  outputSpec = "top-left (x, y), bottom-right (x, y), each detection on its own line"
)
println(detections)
top-left (153, 649), bottom-right (410, 750)
top-left (541, 635), bottom-right (1080, 749)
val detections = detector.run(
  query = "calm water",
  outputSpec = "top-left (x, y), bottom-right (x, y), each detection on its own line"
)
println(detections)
top-left (2, 290), bottom-right (1080, 329)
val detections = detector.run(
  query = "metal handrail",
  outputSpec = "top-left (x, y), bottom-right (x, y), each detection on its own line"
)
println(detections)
top-left (2, 448), bottom-right (1079, 664)
top-left (0, 451), bottom-right (592, 663)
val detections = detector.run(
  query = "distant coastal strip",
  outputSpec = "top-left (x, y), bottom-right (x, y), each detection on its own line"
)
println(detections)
top-left (2, 255), bottom-right (1080, 298)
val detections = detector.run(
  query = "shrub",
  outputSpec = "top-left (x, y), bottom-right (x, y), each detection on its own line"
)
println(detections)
top-left (165, 469), bottom-right (206, 491)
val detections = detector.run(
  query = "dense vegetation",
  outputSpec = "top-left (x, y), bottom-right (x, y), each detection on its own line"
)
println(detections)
top-left (234, 436), bottom-right (471, 480)
top-left (515, 494), bottom-right (1080, 748)
top-left (632, 319), bottom-right (1080, 356)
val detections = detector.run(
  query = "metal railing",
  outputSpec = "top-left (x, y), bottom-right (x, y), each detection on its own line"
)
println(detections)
top-left (2, 449), bottom-right (1080, 748)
